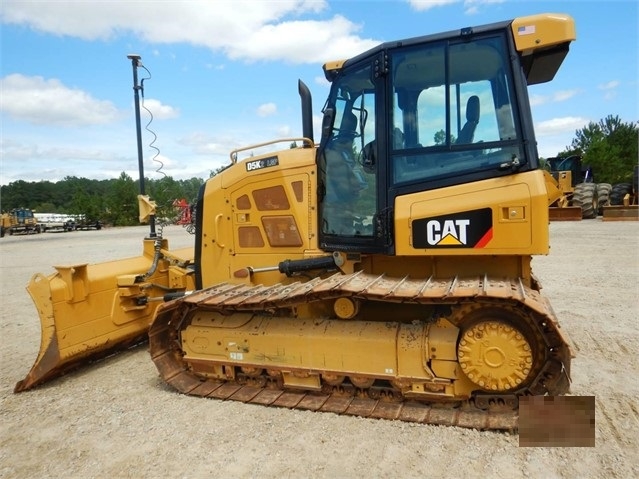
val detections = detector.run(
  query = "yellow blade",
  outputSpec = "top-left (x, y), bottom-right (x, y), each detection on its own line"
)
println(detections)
top-left (15, 238), bottom-right (194, 392)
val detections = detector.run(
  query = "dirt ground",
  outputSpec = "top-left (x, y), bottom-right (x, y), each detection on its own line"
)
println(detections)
top-left (0, 221), bottom-right (637, 478)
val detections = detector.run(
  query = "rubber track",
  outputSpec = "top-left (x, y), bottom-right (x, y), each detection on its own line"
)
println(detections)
top-left (149, 272), bottom-right (572, 431)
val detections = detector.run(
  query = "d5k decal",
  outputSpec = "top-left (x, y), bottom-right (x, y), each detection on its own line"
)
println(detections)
top-left (412, 208), bottom-right (493, 248)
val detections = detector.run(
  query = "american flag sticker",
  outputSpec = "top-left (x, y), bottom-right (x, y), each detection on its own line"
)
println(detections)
top-left (518, 25), bottom-right (536, 35)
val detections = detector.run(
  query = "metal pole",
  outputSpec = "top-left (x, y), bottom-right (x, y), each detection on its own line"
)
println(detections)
top-left (127, 54), bottom-right (156, 237)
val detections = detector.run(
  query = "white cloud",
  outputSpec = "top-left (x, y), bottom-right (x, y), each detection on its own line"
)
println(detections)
top-left (0, 1), bottom-right (378, 64)
top-left (223, 15), bottom-right (379, 64)
top-left (407, 0), bottom-right (504, 14)
top-left (553, 90), bottom-right (579, 102)
top-left (314, 75), bottom-right (330, 87)
top-left (142, 99), bottom-right (180, 120)
top-left (598, 80), bottom-right (620, 91)
top-left (0, 74), bottom-right (120, 126)
top-left (0, 133), bottom-right (229, 185)
top-left (407, 0), bottom-right (460, 11)
top-left (537, 140), bottom-right (571, 159)
top-left (463, 0), bottom-right (505, 15)
top-left (598, 80), bottom-right (620, 101)
top-left (534, 116), bottom-right (587, 157)
top-left (178, 131), bottom-right (242, 157)
top-left (528, 90), bottom-right (580, 107)
top-left (0, 137), bottom-right (134, 184)
top-left (277, 125), bottom-right (292, 137)
top-left (529, 94), bottom-right (547, 107)
top-left (535, 116), bottom-right (588, 137)
top-left (257, 103), bottom-right (277, 117)
top-left (147, 153), bottom-right (175, 169)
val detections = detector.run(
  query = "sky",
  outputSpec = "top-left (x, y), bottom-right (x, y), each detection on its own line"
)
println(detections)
top-left (1, 0), bottom-right (637, 187)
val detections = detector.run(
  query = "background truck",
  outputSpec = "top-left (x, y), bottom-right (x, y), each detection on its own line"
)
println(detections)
top-left (34, 213), bottom-right (77, 232)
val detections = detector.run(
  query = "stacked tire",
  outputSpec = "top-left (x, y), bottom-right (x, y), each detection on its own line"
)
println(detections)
top-left (596, 183), bottom-right (612, 214)
top-left (572, 183), bottom-right (598, 219)
top-left (610, 183), bottom-right (633, 206)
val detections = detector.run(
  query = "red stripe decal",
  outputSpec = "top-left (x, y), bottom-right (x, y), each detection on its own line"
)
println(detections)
top-left (474, 228), bottom-right (493, 248)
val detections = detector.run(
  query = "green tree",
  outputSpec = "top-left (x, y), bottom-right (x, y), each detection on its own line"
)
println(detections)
top-left (69, 189), bottom-right (105, 222)
top-left (1, 180), bottom-right (32, 210)
top-left (563, 115), bottom-right (638, 184)
top-left (434, 129), bottom-right (456, 145)
top-left (32, 202), bottom-right (57, 213)
top-left (210, 165), bottom-right (229, 178)
top-left (0, 174), bottom-right (206, 225)
top-left (180, 177), bottom-right (204, 201)
top-left (106, 172), bottom-right (138, 226)
top-left (149, 176), bottom-right (181, 222)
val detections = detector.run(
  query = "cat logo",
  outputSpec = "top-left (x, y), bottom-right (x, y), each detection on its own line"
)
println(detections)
top-left (412, 208), bottom-right (493, 249)
top-left (426, 219), bottom-right (470, 246)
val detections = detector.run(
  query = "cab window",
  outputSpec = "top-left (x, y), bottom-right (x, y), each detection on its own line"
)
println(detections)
top-left (391, 35), bottom-right (520, 186)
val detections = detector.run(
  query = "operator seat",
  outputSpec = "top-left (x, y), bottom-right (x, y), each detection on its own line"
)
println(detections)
top-left (324, 111), bottom-right (367, 201)
top-left (456, 95), bottom-right (480, 144)
top-left (339, 112), bottom-right (358, 139)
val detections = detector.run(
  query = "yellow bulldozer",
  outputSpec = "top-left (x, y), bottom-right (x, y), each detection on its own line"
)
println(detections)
top-left (16, 13), bottom-right (577, 431)
top-left (0, 208), bottom-right (42, 237)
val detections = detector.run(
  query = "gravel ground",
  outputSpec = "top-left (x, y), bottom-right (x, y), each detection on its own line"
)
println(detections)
top-left (0, 221), bottom-right (637, 479)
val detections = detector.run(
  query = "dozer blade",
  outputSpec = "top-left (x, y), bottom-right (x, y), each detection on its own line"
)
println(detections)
top-left (549, 206), bottom-right (582, 221)
top-left (15, 238), bottom-right (194, 392)
top-left (602, 205), bottom-right (639, 221)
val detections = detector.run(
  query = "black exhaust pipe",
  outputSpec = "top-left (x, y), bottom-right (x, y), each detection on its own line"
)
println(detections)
top-left (298, 79), bottom-right (314, 145)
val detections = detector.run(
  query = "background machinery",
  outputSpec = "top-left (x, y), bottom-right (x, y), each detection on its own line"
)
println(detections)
top-left (16, 14), bottom-right (577, 431)
top-left (34, 213), bottom-right (77, 232)
top-left (0, 208), bottom-right (41, 237)
top-left (544, 154), bottom-right (608, 220)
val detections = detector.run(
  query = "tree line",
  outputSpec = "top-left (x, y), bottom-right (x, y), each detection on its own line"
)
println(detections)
top-left (0, 173), bottom-right (205, 226)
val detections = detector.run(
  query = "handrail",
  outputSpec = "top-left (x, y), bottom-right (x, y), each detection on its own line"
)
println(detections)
top-left (214, 214), bottom-right (225, 248)
top-left (230, 137), bottom-right (315, 163)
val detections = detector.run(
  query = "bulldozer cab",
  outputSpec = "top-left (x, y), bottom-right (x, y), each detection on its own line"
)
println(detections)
top-left (545, 155), bottom-right (593, 187)
top-left (317, 14), bottom-right (575, 254)
top-left (10, 208), bottom-right (37, 225)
